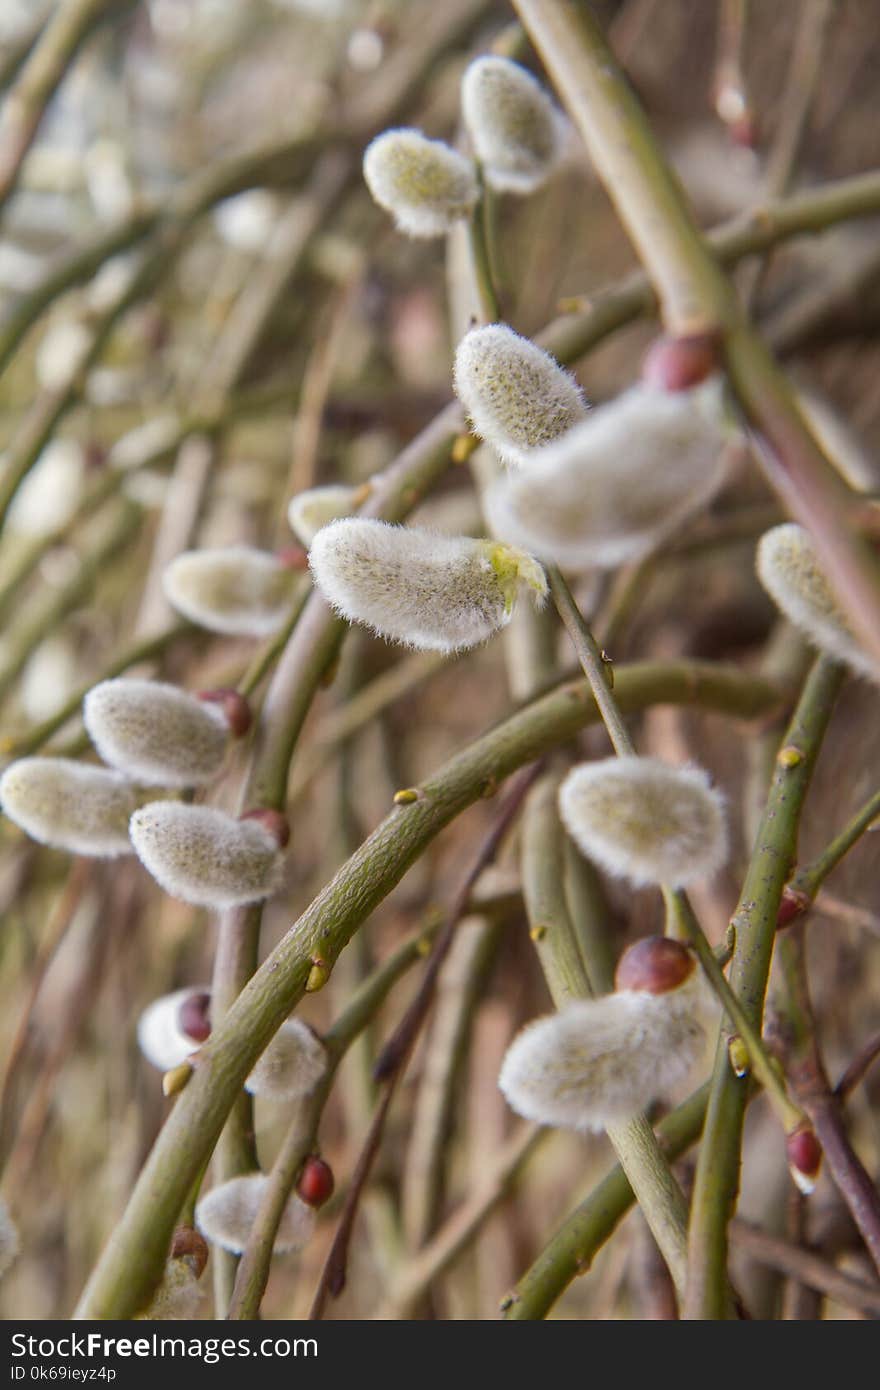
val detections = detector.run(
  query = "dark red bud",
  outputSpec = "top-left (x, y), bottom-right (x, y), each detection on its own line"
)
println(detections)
top-left (275, 545), bottom-right (310, 572)
top-left (641, 333), bottom-right (722, 392)
top-left (297, 1155), bottom-right (335, 1208)
top-left (614, 936), bottom-right (695, 995)
top-left (787, 1126), bottom-right (822, 1194)
top-left (240, 808), bottom-right (290, 848)
top-left (177, 990), bottom-right (211, 1044)
top-left (170, 1225), bottom-right (209, 1279)
top-left (776, 886), bottom-right (810, 929)
top-left (197, 687), bottom-right (252, 738)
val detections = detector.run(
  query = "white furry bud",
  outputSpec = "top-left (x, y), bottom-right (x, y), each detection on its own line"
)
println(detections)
top-left (485, 384), bottom-right (728, 569)
top-left (0, 758), bottom-right (136, 857)
top-left (498, 978), bottom-right (705, 1132)
top-left (461, 56), bottom-right (565, 194)
top-left (245, 1018), bottom-right (328, 1102)
top-left (309, 517), bottom-right (547, 652)
top-left (559, 757), bottom-right (727, 889)
top-left (135, 1260), bottom-right (203, 1320)
top-left (129, 803), bottom-right (285, 908)
top-left (756, 523), bottom-right (879, 681)
top-left (7, 439), bottom-right (85, 536)
top-left (195, 1174), bottom-right (316, 1255)
top-left (287, 484), bottom-right (360, 546)
top-left (453, 324), bottom-right (588, 467)
top-left (84, 679), bottom-right (230, 787)
top-left (362, 128), bottom-right (478, 237)
top-left (162, 547), bottom-right (296, 637)
top-left (0, 1200), bottom-right (18, 1278)
top-left (137, 988), bottom-right (211, 1072)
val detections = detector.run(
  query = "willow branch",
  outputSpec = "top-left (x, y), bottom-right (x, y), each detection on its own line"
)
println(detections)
top-left (73, 657), bottom-right (779, 1318)
top-left (512, 0), bottom-right (880, 672)
top-left (685, 657), bottom-right (845, 1319)
top-left (0, 0), bottom-right (124, 218)
top-left (503, 1085), bottom-right (711, 1320)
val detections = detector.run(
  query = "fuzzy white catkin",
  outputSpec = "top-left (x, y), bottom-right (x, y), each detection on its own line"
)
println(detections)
top-left (498, 978), bottom-right (705, 1132)
top-left (129, 803), bottom-right (284, 908)
top-left (362, 128), bottom-right (478, 238)
top-left (137, 988), bottom-right (210, 1072)
top-left (756, 523), bottom-right (879, 681)
top-left (485, 384), bottom-right (729, 570)
top-left (84, 679), bottom-right (229, 787)
top-left (287, 484), bottom-right (360, 545)
top-left (162, 547), bottom-right (296, 637)
top-left (0, 758), bottom-right (136, 858)
top-left (245, 1019), bottom-right (328, 1102)
top-left (0, 1200), bottom-right (18, 1278)
top-left (309, 517), bottom-right (547, 653)
top-left (196, 1174), bottom-right (316, 1255)
top-left (135, 1260), bottom-right (203, 1320)
top-left (453, 324), bottom-right (588, 468)
top-left (6, 439), bottom-right (85, 536)
top-left (559, 757), bottom-right (727, 889)
top-left (461, 56), bottom-right (565, 194)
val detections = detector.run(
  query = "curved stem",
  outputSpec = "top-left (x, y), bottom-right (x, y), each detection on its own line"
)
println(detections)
top-left (73, 657), bottom-right (779, 1318)
top-left (684, 657), bottom-right (844, 1319)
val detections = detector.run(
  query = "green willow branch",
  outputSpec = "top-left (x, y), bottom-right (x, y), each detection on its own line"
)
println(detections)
top-left (226, 921), bottom-right (442, 1320)
top-left (503, 1085), bottom-right (711, 1320)
top-left (519, 765), bottom-right (693, 1302)
top-left (784, 784), bottom-right (880, 914)
top-left (770, 928), bottom-right (880, 1275)
top-left (0, 0), bottom-right (490, 380)
top-left (73, 657), bottom-right (779, 1318)
top-left (0, 0), bottom-right (125, 218)
top-left (550, 567), bottom-right (803, 1133)
top-left (512, 0), bottom-right (880, 673)
top-left (684, 656), bottom-right (845, 1319)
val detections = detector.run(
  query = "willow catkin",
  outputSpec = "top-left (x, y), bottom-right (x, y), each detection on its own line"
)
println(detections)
top-left (0, 758), bottom-right (136, 858)
top-left (558, 756), bottom-right (727, 889)
top-left (84, 679), bottom-right (231, 787)
top-left (485, 383), bottom-right (729, 570)
top-left (129, 803), bottom-right (285, 908)
top-left (757, 523), bottom-right (879, 681)
top-left (362, 128), bottom-right (478, 237)
top-left (308, 517), bottom-right (546, 653)
top-left (195, 1174), bottom-right (315, 1255)
top-left (453, 323), bottom-right (588, 467)
top-left (461, 56), bottom-right (565, 194)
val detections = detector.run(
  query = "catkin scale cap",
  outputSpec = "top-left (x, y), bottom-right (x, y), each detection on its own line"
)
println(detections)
top-left (498, 980), bottom-right (705, 1132)
top-left (129, 802), bottom-right (285, 908)
top-left (614, 937), bottom-right (695, 995)
top-left (362, 129), bottom-right (478, 238)
top-left (756, 523), bottom-right (879, 681)
top-left (0, 757), bottom-right (136, 858)
top-left (195, 1174), bottom-right (316, 1255)
top-left (137, 987), bottom-right (212, 1071)
top-left (453, 324), bottom-right (588, 468)
top-left (162, 547), bottom-right (296, 637)
top-left (83, 679), bottom-right (231, 787)
top-left (558, 756), bottom-right (727, 889)
top-left (308, 516), bottom-right (546, 653)
top-left (484, 384), bottom-right (728, 570)
top-left (461, 56), bottom-right (564, 194)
